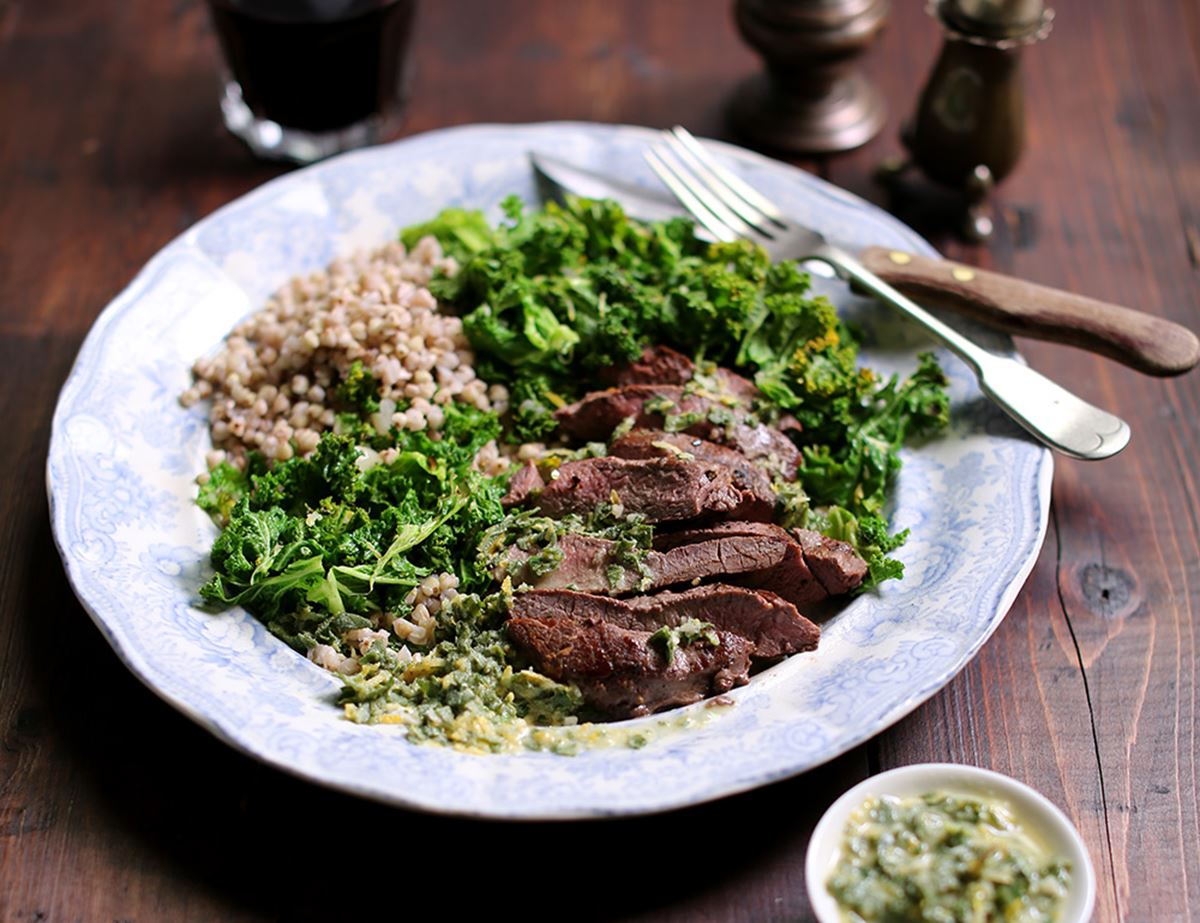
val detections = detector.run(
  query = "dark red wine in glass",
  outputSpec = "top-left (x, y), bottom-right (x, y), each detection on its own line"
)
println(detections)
top-left (206, 0), bottom-right (418, 163)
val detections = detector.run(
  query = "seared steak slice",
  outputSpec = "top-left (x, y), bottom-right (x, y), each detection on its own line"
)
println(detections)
top-left (555, 384), bottom-right (799, 477)
top-left (624, 586), bottom-right (818, 656)
top-left (506, 615), bottom-right (752, 718)
top-left (792, 528), bottom-right (869, 595)
top-left (609, 430), bottom-right (775, 522)
top-left (603, 345), bottom-right (760, 403)
top-left (654, 521), bottom-right (827, 606)
top-left (535, 456), bottom-right (743, 523)
top-left (654, 519), bottom-right (795, 551)
top-left (601, 344), bottom-right (695, 389)
top-left (496, 534), bottom-right (638, 593)
top-left (737, 536), bottom-right (824, 606)
top-left (511, 584), bottom-right (819, 658)
top-left (554, 384), bottom-right (695, 439)
top-left (501, 461), bottom-right (545, 508)
top-left (495, 531), bottom-right (792, 595)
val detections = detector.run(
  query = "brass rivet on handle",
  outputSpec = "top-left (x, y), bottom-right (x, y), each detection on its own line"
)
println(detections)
top-left (952, 267), bottom-right (976, 282)
top-left (888, 251), bottom-right (912, 265)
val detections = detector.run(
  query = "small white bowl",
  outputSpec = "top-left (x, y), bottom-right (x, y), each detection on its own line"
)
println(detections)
top-left (806, 763), bottom-right (1096, 923)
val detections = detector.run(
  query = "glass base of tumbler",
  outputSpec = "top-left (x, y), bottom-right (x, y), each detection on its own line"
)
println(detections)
top-left (219, 81), bottom-right (393, 165)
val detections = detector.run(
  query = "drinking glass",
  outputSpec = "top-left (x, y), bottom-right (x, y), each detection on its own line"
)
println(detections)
top-left (206, 0), bottom-right (418, 164)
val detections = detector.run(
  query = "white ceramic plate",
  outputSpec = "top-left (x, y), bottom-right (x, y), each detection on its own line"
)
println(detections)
top-left (47, 122), bottom-right (1052, 819)
top-left (806, 763), bottom-right (1096, 923)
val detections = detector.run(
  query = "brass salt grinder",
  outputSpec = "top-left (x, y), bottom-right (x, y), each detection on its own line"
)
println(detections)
top-left (880, 0), bottom-right (1054, 241)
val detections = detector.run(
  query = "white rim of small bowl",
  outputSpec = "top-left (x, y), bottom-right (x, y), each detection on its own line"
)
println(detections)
top-left (805, 763), bottom-right (1097, 923)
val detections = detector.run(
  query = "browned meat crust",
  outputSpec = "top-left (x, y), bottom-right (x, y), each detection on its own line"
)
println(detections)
top-left (555, 384), bottom-right (799, 479)
top-left (511, 584), bottom-right (819, 658)
top-left (507, 615), bottom-right (752, 718)
top-left (535, 456), bottom-right (744, 523)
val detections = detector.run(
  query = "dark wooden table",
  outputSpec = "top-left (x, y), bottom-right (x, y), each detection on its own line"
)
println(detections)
top-left (2, 1), bottom-right (1197, 919)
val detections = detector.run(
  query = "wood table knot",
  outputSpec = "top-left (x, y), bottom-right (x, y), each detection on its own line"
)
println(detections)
top-left (1074, 562), bottom-right (1139, 621)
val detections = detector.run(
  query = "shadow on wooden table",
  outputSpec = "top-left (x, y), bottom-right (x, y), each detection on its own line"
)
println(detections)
top-left (17, 511), bottom-right (864, 923)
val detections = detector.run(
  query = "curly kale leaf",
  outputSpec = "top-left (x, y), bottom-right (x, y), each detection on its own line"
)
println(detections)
top-left (415, 196), bottom-right (722, 392)
top-left (196, 460), bottom-right (251, 527)
top-left (461, 281), bottom-right (582, 371)
top-left (245, 433), bottom-right (364, 515)
top-left (335, 359), bottom-right (381, 415)
top-left (505, 373), bottom-right (565, 445)
top-left (399, 207), bottom-right (497, 262)
top-left (797, 352), bottom-right (950, 518)
top-left (806, 506), bottom-right (909, 590)
top-left (735, 261), bottom-right (873, 444)
top-left (660, 240), bottom-right (769, 358)
top-left (201, 413), bottom-right (509, 647)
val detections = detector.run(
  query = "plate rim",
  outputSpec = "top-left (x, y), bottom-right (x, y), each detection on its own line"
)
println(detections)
top-left (47, 120), bottom-right (1054, 819)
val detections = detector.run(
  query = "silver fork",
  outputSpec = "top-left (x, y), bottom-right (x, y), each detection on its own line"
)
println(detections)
top-left (645, 126), bottom-right (1131, 461)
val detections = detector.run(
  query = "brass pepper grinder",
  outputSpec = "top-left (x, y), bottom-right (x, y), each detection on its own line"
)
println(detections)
top-left (880, 0), bottom-right (1054, 241)
top-left (730, 0), bottom-right (889, 154)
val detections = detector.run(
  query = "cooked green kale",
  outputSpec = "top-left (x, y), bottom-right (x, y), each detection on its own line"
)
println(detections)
top-left (199, 403), bottom-right (506, 651)
top-left (795, 351), bottom-right (948, 514)
top-left (399, 207), bottom-right (497, 262)
top-left (335, 359), bottom-right (381, 415)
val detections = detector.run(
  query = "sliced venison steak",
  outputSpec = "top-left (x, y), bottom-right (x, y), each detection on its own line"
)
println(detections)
top-left (506, 615), bottom-right (752, 718)
top-left (554, 384), bottom-right (799, 478)
top-left (655, 521), bottom-right (868, 601)
top-left (654, 521), bottom-right (827, 606)
top-left (601, 344), bottom-right (695, 389)
top-left (603, 345), bottom-right (760, 403)
top-left (495, 531), bottom-right (792, 595)
top-left (609, 429), bottom-right (775, 522)
top-left (496, 533), bottom-right (637, 593)
top-left (511, 584), bottom-right (819, 658)
top-left (501, 461), bottom-right (545, 508)
top-left (535, 456), bottom-right (743, 523)
top-left (792, 528), bottom-right (869, 595)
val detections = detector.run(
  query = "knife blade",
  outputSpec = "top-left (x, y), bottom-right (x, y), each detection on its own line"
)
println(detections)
top-left (532, 152), bottom-right (686, 225)
top-left (531, 151), bottom-right (1200, 377)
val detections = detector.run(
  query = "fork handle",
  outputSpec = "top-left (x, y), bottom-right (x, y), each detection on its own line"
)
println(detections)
top-left (816, 245), bottom-right (1131, 460)
top-left (858, 246), bottom-right (1200, 377)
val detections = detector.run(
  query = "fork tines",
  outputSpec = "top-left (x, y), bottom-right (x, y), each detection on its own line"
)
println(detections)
top-left (644, 126), bottom-right (788, 244)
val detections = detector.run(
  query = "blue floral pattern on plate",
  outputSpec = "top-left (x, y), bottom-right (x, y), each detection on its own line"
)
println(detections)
top-left (47, 122), bottom-right (1052, 819)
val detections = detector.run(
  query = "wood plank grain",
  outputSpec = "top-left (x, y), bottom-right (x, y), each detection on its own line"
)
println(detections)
top-left (990, 2), bottom-right (1200, 916)
top-left (831, 2), bottom-right (1200, 921)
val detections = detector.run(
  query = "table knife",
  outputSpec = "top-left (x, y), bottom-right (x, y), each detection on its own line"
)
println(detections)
top-left (531, 152), bottom-right (1199, 377)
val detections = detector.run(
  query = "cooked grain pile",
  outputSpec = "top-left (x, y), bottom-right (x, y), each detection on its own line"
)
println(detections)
top-left (181, 236), bottom-right (509, 469)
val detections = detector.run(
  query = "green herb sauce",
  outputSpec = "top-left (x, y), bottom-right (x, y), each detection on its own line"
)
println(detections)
top-left (341, 591), bottom-right (588, 753)
top-left (340, 589), bottom-right (732, 754)
top-left (828, 792), bottom-right (1072, 923)
top-left (648, 618), bottom-right (720, 664)
top-left (479, 503), bottom-right (654, 590)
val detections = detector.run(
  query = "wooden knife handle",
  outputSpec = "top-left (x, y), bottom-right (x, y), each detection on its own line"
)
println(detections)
top-left (858, 246), bottom-right (1200, 377)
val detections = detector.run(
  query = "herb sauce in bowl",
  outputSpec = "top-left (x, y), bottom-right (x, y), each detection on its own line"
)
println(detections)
top-left (828, 792), bottom-right (1071, 921)
top-left (806, 764), bottom-right (1096, 923)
